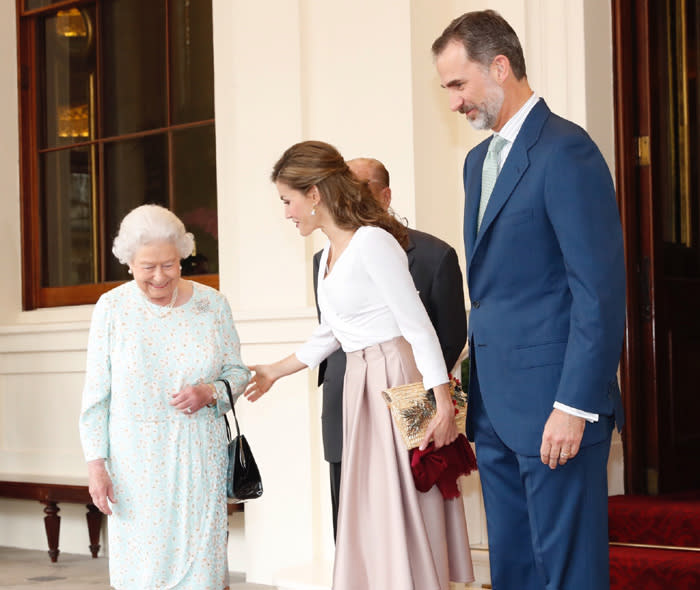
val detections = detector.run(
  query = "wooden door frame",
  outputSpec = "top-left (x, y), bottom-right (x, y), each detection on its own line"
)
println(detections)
top-left (612, 0), bottom-right (656, 495)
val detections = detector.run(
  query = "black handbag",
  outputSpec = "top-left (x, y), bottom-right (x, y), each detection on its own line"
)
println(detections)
top-left (218, 379), bottom-right (263, 502)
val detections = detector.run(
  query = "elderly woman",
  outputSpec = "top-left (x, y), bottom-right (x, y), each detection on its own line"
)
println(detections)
top-left (79, 204), bottom-right (250, 590)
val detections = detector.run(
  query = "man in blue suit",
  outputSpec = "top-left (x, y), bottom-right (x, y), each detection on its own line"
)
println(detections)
top-left (432, 10), bottom-right (625, 590)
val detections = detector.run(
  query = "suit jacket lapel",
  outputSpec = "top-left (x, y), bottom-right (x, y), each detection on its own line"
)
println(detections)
top-left (465, 152), bottom-right (484, 267)
top-left (472, 100), bottom-right (551, 257)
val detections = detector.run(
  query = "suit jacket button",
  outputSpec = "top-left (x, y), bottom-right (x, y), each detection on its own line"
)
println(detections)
top-left (472, 301), bottom-right (480, 308)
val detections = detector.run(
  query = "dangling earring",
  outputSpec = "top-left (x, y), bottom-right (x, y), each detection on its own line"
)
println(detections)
top-left (311, 206), bottom-right (316, 216)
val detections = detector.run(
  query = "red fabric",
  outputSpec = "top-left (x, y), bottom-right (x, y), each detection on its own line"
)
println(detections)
top-left (608, 492), bottom-right (700, 590)
top-left (608, 493), bottom-right (700, 548)
top-left (410, 434), bottom-right (477, 499)
top-left (610, 546), bottom-right (700, 590)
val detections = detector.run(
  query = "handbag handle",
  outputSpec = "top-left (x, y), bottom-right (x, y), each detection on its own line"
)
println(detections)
top-left (217, 379), bottom-right (241, 442)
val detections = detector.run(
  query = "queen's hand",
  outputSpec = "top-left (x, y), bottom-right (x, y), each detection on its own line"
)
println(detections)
top-left (87, 458), bottom-right (116, 515)
top-left (170, 383), bottom-right (216, 414)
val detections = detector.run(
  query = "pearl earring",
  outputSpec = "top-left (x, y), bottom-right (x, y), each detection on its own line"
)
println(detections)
top-left (311, 206), bottom-right (316, 216)
top-left (128, 268), bottom-right (132, 275)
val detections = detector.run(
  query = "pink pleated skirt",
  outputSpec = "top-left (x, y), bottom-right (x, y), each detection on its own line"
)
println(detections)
top-left (333, 336), bottom-right (474, 590)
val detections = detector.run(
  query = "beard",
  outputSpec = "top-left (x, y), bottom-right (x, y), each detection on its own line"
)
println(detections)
top-left (462, 81), bottom-right (504, 131)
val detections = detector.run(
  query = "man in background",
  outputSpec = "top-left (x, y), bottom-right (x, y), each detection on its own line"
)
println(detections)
top-left (312, 157), bottom-right (468, 538)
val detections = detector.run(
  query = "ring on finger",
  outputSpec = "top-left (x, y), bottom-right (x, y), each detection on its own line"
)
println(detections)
top-left (185, 407), bottom-right (192, 414)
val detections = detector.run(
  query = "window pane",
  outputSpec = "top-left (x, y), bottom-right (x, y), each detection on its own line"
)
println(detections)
top-left (39, 7), bottom-right (96, 149)
top-left (173, 125), bottom-right (218, 274)
top-left (104, 135), bottom-right (169, 280)
top-left (170, 0), bottom-right (215, 123)
top-left (40, 147), bottom-right (96, 287)
top-left (20, 0), bottom-right (218, 307)
top-left (25, 0), bottom-right (63, 10)
top-left (659, 0), bottom-right (700, 277)
top-left (102, 0), bottom-right (167, 136)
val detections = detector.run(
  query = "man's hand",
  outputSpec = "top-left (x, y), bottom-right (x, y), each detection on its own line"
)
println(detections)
top-left (540, 408), bottom-right (585, 469)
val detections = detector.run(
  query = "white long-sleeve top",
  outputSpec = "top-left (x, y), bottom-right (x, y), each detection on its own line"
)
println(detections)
top-left (296, 225), bottom-right (449, 390)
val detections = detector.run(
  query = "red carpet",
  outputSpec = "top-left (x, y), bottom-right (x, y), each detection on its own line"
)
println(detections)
top-left (610, 546), bottom-right (700, 588)
top-left (609, 493), bottom-right (700, 589)
top-left (608, 493), bottom-right (700, 548)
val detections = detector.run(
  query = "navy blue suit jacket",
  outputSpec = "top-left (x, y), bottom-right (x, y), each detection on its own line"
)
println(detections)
top-left (464, 100), bottom-right (626, 456)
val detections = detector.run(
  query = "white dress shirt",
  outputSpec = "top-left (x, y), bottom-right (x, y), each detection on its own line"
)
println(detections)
top-left (296, 226), bottom-right (449, 390)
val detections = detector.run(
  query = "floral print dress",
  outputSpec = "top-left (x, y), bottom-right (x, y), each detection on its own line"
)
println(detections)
top-left (79, 280), bottom-right (250, 590)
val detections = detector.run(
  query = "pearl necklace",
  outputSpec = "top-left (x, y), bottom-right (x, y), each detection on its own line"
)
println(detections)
top-left (143, 286), bottom-right (179, 318)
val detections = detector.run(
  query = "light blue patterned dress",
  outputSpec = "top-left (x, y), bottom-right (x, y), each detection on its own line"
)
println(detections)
top-left (79, 280), bottom-right (250, 590)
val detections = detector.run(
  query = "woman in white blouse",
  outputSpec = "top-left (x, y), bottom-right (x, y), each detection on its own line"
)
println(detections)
top-left (245, 140), bottom-right (473, 590)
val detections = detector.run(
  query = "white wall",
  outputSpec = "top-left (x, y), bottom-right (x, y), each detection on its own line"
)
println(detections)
top-left (0, 1), bottom-right (21, 323)
top-left (0, 1), bottom-right (621, 588)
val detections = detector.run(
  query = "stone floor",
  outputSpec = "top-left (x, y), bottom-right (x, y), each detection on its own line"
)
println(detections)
top-left (0, 547), bottom-right (276, 590)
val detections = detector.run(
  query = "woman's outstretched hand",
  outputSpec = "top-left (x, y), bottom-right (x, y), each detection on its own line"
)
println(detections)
top-left (243, 354), bottom-right (309, 402)
top-left (244, 365), bottom-right (277, 402)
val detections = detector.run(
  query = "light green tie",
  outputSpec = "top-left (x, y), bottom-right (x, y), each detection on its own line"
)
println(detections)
top-left (477, 135), bottom-right (509, 232)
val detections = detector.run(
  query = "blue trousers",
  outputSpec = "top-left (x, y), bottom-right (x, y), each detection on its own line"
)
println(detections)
top-left (470, 360), bottom-right (612, 590)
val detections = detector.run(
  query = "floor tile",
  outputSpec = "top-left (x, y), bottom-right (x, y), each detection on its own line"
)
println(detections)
top-left (0, 547), bottom-right (277, 589)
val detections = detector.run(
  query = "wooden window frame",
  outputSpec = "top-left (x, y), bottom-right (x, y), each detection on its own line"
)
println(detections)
top-left (17, 0), bottom-right (219, 310)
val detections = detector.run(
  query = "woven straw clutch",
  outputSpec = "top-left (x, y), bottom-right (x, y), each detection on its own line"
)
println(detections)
top-left (382, 379), bottom-right (467, 450)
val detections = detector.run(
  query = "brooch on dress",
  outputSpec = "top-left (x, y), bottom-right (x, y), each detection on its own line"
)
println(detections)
top-left (193, 298), bottom-right (211, 314)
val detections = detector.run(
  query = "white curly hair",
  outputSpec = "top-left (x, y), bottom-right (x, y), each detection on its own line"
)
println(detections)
top-left (112, 204), bottom-right (195, 265)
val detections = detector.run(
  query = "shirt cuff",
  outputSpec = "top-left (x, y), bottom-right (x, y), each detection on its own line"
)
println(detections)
top-left (423, 372), bottom-right (450, 392)
top-left (294, 350), bottom-right (318, 370)
top-left (553, 402), bottom-right (599, 423)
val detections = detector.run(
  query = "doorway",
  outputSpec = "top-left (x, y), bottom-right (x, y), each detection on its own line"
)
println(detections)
top-left (613, 0), bottom-right (700, 494)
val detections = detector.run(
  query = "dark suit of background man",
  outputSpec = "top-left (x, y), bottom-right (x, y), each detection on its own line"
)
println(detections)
top-left (312, 157), bottom-right (468, 539)
top-left (433, 10), bottom-right (626, 590)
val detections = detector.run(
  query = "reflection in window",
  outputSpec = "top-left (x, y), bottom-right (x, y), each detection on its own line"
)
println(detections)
top-left (40, 147), bottom-right (95, 287)
top-left (659, 0), bottom-right (699, 278)
top-left (174, 125), bottom-right (219, 275)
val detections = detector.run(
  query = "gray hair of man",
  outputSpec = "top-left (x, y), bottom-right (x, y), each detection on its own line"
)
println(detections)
top-left (431, 9), bottom-right (527, 81)
top-left (112, 204), bottom-right (195, 265)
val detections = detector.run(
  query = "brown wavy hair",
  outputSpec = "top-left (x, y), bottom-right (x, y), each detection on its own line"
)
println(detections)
top-left (271, 140), bottom-right (408, 249)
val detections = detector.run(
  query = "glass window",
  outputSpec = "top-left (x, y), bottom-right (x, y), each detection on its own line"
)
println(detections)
top-left (25, 0), bottom-right (63, 10)
top-left (173, 125), bottom-right (219, 275)
top-left (39, 7), bottom-right (96, 150)
top-left (170, 0), bottom-right (215, 124)
top-left (18, 0), bottom-right (219, 308)
top-left (40, 146), bottom-right (96, 287)
top-left (101, 1), bottom-right (167, 137)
